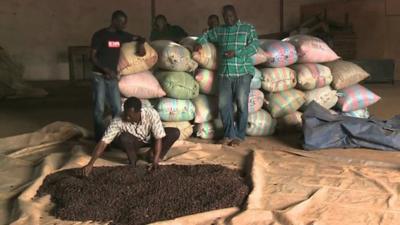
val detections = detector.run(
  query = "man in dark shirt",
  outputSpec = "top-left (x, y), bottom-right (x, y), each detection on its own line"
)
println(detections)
top-left (91, 10), bottom-right (145, 141)
top-left (150, 14), bottom-right (188, 42)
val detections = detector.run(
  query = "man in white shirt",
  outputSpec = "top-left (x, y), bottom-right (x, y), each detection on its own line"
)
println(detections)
top-left (80, 97), bottom-right (180, 176)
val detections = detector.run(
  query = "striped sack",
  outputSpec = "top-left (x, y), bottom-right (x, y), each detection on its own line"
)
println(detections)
top-left (192, 94), bottom-right (218, 123)
top-left (324, 60), bottom-right (370, 90)
top-left (195, 69), bottom-right (218, 95)
top-left (117, 42), bottom-right (158, 75)
top-left (336, 84), bottom-right (380, 112)
top-left (250, 68), bottom-right (263, 90)
top-left (192, 42), bottom-right (218, 70)
top-left (277, 111), bottom-right (303, 132)
top-left (157, 98), bottom-right (195, 122)
top-left (303, 86), bottom-right (338, 110)
top-left (248, 89), bottom-right (264, 113)
top-left (341, 108), bottom-right (370, 119)
top-left (291, 63), bottom-right (332, 90)
top-left (118, 71), bottom-right (166, 99)
top-left (261, 67), bottom-right (297, 92)
top-left (195, 119), bottom-right (224, 140)
top-left (155, 71), bottom-right (199, 100)
top-left (260, 40), bottom-right (298, 67)
top-left (251, 47), bottom-right (268, 65)
top-left (246, 109), bottom-right (277, 136)
top-left (162, 121), bottom-right (194, 140)
top-left (266, 89), bottom-right (306, 118)
top-left (283, 35), bottom-right (340, 63)
top-left (151, 40), bottom-right (198, 72)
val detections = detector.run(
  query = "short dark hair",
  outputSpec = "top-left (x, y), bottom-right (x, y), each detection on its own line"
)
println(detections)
top-left (155, 14), bottom-right (167, 22)
top-left (222, 5), bottom-right (236, 13)
top-left (208, 14), bottom-right (219, 21)
top-left (124, 97), bottom-right (142, 112)
top-left (112, 10), bottom-right (127, 20)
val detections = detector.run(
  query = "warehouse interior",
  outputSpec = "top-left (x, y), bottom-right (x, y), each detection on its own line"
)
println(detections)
top-left (1, 0), bottom-right (400, 225)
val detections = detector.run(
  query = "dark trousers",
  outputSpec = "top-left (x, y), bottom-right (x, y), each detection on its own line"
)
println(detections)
top-left (92, 73), bottom-right (121, 142)
top-left (115, 127), bottom-right (180, 165)
top-left (218, 74), bottom-right (252, 140)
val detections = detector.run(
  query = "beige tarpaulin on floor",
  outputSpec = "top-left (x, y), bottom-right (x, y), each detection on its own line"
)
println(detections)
top-left (2, 122), bottom-right (400, 225)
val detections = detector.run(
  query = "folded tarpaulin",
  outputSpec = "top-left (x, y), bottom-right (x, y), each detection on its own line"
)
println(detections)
top-left (302, 101), bottom-right (400, 150)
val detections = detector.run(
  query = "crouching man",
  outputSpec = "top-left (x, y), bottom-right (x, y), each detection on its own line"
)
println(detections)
top-left (81, 97), bottom-right (180, 176)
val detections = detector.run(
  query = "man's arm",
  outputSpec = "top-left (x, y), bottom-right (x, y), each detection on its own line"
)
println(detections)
top-left (149, 110), bottom-right (167, 168)
top-left (236, 25), bottom-right (259, 58)
top-left (132, 35), bottom-right (146, 57)
top-left (194, 28), bottom-right (218, 51)
top-left (152, 138), bottom-right (162, 169)
top-left (81, 120), bottom-right (121, 176)
top-left (81, 141), bottom-right (108, 177)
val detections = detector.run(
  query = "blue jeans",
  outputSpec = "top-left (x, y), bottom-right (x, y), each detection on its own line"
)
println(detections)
top-left (218, 74), bottom-right (252, 140)
top-left (92, 73), bottom-right (121, 141)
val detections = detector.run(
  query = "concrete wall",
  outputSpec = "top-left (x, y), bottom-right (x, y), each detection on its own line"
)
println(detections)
top-left (300, 0), bottom-right (400, 80)
top-left (1, 0), bottom-right (400, 80)
top-left (156, 0), bottom-right (281, 36)
top-left (0, 0), bottom-right (151, 80)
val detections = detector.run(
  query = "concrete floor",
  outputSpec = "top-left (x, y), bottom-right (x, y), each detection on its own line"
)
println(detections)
top-left (0, 81), bottom-right (399, 138)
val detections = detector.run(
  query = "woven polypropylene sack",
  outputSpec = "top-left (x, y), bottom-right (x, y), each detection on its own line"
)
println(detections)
top-left (303, 86), bottom-right (338, 110)
top-left (246, 109), bottom-right (277, 136)
top-left (277, 111), bottom-right (303, 132)
top-left (192, 43), bottom-right (218, 70)
top-left (260, 40), bottom-right (298, 67)
top-left (248, 89), bottom-right (264, 113)
top-left (179, 36), bottom-right (198, 52)
top-left (118, 71), bottom-right (166, 99)
top-left (162, 121), bottom-right (193, 140)
top-left (192, 95), bottom-right (218, 123)
top-left (336, 84), bottom-right (380, 112)
top-left (117, 42), bottom-right (158, 75)
top-left (195, 69), bottom-right (218, 95)
top-left (155, 71), bottom-right (199, 100)
top-left (291, 63), bottom-right (332, 90)
top-left (250, 68), bottom-right (263, 90)
top-left (251, 48), bottom-right (268, 65)
top-left (195, 119), bottom-right (224, 140)
top-left (266, 89), bottom-right (306, 118)
top-left (156, 98), bottom-right (195, 121)
top-left (324, 60), bottom-right (370, 90)
top-left (261, 67), bottom-right (297, 92)
top-left (283, 35), bottom-right (340, 63)
top-left (151, 40), bottom-right (198, 72)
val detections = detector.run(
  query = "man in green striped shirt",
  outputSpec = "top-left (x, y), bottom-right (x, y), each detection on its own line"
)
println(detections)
top-left (195, 5), bottom-right (259, 146)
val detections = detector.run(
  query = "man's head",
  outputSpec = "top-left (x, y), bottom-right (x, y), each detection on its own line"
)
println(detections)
top-left (154, 14), bottom-right (168, 30)
top-left (222, 5), bottom-right (238, 26)
top-left (123, 97), bottom-right (142, 123)
top-left (207, 15), bottom-right (220, 29)
top-left (111, 10), bottom-right (128, 31)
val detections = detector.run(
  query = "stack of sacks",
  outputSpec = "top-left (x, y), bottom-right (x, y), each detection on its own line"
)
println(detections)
top-left (180, 37), bottom-right (222, 140)
top-left (151, 40), bottom-right (200, 140)
top-left (325, 60), bottom-right (379, 118)
top-left (252, 39), bottom-right (300, 135)
top-left (260, 35), bottom-right (339, 132)
top-left (117, 41), bottom-right (166, 107)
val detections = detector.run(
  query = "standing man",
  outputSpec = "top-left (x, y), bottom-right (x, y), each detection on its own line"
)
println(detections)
top-left (150, 14), bottom-right (188, 42)
top-left (81, 97), bottom-right (180, 176)
top-left (91, 10), bottom-right (146, 141)
top-left (202, 14), bottom-right (220, 33)
top-left (195, 5), bottom-right (259, 147)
